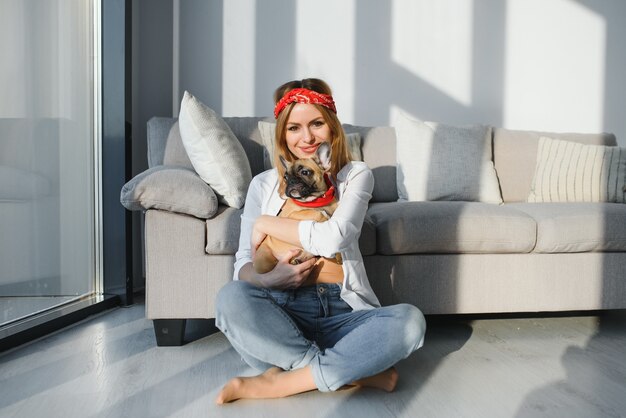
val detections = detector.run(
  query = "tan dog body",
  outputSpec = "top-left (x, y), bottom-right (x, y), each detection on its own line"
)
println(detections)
top-left (253, 143), bottom-right (343, 283)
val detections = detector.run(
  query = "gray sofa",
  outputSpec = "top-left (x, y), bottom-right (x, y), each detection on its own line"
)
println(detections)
top-left (126, 116), bottom-right (626, 346)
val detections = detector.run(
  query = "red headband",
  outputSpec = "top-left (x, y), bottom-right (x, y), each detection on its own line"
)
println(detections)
top-left (274, 88), bottom-right (337, 119)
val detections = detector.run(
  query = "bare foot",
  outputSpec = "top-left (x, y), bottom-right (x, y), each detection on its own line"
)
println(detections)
top-left (215, 366), bottom-right (316, 404)
top-left (352, 367), bottom-right (399, 392)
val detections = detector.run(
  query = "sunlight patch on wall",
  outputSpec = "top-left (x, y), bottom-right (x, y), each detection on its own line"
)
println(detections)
top-left (504, 0), bottom-right (605, 133)
top-left (222, 0), bottom-right (256, 116)
top-left (391, 0), bottom-right (474, 107)
top-left (295, 0), bottom-right (356, 123)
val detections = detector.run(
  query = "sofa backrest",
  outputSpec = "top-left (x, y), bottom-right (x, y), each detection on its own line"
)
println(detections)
top-left (147, 117), bottom-right (399, 202)
top-left (146, 117), bottom-right (618, 204)
top-left (342, 124), bottom-right (398, 202)
top-left (147, 116), bottom-right (270, 178)
top-left (493, 128), bottom-right (617, 202)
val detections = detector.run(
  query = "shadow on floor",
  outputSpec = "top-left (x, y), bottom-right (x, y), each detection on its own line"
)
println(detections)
top-left (321, 316), bottom-right (473, 418)
top-left (515, 310), bottom-right (626, 418)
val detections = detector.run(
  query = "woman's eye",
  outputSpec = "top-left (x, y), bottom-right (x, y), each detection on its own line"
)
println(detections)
top-left (313, 121), bottom-right (324, 127)
top-left (288, 126), bottom-right (298, 131)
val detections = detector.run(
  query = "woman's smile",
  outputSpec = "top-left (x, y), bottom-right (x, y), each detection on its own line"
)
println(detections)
top-left (299, 143), bottom-right (321, 154)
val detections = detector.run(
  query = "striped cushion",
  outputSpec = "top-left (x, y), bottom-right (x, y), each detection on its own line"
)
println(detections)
top-left (528, 137), bottom-right (626, 203)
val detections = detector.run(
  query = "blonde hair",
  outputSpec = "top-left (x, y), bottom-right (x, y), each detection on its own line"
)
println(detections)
top-left (273, 78), bottom-right (351, 184)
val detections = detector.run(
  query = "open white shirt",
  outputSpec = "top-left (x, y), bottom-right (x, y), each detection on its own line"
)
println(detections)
top-left (233, 161), bottom-right (381, 311)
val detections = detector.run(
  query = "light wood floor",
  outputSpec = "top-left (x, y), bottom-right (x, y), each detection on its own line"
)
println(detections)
top-left (1, 297), bottom-right (625, 418)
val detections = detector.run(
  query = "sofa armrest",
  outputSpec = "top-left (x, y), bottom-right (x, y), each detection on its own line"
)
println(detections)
top-left (145, 209), bottom-right (233, 320)
top-left (120, 165), bottom-right (218, 219)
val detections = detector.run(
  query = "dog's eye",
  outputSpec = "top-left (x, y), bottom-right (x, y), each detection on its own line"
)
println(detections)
top-left (283, 173), bottom-right (289, 180)
top-left (301, 169), bottom-right (311, 176)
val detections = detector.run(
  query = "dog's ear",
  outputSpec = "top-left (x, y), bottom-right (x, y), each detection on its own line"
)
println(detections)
top-left (279, 155), bottom-right (292, 171)
top-left (316, 142), bottom-right (332, 172)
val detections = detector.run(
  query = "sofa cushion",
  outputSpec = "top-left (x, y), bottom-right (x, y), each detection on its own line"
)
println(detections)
top-left (205, 206), bottom-right (243, 254)
top-left (528, 137), bottom-right (626, 203)
top-left (368, 201), bottom-right (536, 255)
top-left (359, 215), bottom-right (377, 256)
top-left (394, 113), bottom-right (502, 203)
top-left (147, 117), bottom-right (191, 168)
top-left (204, 206), bottom-right (377, 256)
top-left (509, 203), bottom-right (626, 253)
top-left (258, 121), bottom-right (363, 170)
top-left (161, 121), bottom-right (194, 168)
top-left (343, 124), bottom-right (399, 203)
top-left (178, 91), bottom-right (252, 208)
top-left (120, 166), bottom-right (218, 219)
top-left (493, 128), bottom-right (617, 203)
top-left (223, 117), bottom-right (269, 177)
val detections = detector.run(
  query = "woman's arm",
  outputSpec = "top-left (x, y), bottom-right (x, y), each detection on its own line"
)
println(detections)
top-left (251, 163), bottom-right (373, 260)
top-left (251, 216), bottom-right (301, 252)
top-left (234, 172), bottom-right (316, 289)
top-left (237, 253), bottom-right (316, 289)
top-left (298, 162), bottom-right (373, 257)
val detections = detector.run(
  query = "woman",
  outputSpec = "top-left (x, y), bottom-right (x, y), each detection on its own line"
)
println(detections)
top-left (215, 78), bottom-right (426, 404)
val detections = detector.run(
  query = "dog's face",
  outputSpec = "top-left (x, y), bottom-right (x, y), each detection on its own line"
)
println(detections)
top-left (280, 142), bottom-right (332, 202)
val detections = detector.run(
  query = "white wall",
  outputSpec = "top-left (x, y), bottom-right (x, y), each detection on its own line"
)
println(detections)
top-left (134, 0), bottom-right (626, 159)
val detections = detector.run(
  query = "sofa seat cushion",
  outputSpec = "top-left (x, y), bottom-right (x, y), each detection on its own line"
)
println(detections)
top-left (204, 206), bottom-right (378, 256)
top-left (508, 203), bottom-right (626, 253)
top-left (368, 202), bottom-right (536, 255)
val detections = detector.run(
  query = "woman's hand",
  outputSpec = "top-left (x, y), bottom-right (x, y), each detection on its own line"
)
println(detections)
top-left (259, 249), bottom-right (317, 290)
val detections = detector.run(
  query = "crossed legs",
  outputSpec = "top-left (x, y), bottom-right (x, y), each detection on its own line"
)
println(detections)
top-left (214, 281), bottom-right (425, 403)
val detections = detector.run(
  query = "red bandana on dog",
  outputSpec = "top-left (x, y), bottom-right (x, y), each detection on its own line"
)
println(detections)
top-left (274, 88), bottom-right (337, 118)
top-left (292, 174), bottom-right (336, 208)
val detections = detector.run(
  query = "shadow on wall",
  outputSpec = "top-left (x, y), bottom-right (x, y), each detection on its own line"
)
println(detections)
top-left (353, 0), bottom-right (506, 127)
top-left (254, 0), bottom-right (297, 115)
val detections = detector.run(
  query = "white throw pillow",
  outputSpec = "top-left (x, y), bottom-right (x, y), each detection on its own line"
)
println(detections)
top-left (258, 121), bottom-right (363, 170)
top-left (178, 91), bottom-right (252, 208)
top-left (394, 112), bottom-right (502, 203)
top-left (528, 136), bottom-right (626, 203)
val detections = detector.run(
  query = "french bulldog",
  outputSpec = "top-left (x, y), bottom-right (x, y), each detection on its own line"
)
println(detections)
top-left (253, 142), bottom-right (343, 275)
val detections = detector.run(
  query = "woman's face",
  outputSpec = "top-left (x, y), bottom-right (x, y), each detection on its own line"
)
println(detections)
top-left (285, 103), bottom-right (331, 159)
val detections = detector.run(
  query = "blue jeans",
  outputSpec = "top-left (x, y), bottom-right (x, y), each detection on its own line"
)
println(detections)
top-left (215, 280), bottom-right (426, 392)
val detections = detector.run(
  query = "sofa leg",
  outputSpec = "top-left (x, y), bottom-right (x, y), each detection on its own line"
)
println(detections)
top-left (153, 319), bottom-right (187, 346)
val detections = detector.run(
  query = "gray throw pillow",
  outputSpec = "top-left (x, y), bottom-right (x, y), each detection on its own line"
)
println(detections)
top-left (120, 166), bottom-right (218, 219)
top-left (394, 112), bottom-right (503, 204)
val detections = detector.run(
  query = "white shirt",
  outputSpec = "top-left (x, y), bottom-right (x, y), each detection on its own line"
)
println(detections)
top-left (233, 161), bottom-right (381, 311)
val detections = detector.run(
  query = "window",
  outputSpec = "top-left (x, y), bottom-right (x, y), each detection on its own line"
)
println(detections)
top-left (0, 1), bottom-right (101, 336)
